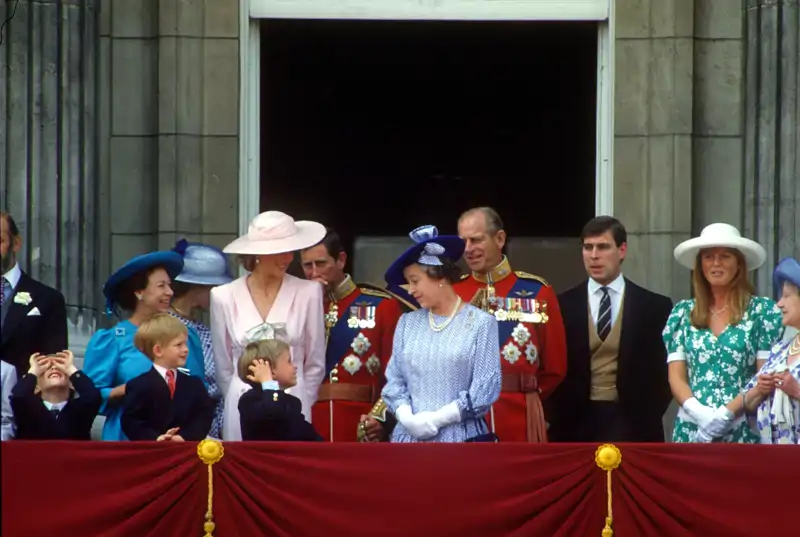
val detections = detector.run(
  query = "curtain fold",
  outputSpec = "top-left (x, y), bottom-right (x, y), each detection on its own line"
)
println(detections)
top-left (614, 444), bottom-right (799, 537)
top-left (3, 442), bottom-right (798, 537)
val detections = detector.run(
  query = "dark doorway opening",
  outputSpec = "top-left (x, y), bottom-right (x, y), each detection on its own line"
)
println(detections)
top-left (260, 19), bottom-right (598, 268)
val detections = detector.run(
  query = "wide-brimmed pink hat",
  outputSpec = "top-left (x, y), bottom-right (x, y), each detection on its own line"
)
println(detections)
top-left (223, 211), bottom-right (326, 255)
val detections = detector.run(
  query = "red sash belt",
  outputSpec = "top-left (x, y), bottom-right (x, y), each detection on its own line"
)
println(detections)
top-left (501, 373), bottom-right (548, 443)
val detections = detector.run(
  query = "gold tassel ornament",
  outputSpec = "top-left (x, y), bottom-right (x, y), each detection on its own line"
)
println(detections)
top-left (594, 444), bottom-right (622, 537)
top-left (197, 439), bottom-right (225, 537)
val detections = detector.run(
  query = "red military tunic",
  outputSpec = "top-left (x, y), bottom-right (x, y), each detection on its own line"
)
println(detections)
top-left (311, 276), bottom-right (403, 442)
top-left (454, 257), bottom-right (567, 442)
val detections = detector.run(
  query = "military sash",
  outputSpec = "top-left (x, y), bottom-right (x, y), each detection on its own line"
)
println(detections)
top-left (325, 293), bottom-right (384, 375)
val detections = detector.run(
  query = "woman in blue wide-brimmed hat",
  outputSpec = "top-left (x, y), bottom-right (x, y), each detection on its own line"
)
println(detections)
top-left (82, 251), bottom-right (206, 441)
top-left (380, 225), bottom-right (501, 443)
top-left (740, 257), bottom-right (800, 444)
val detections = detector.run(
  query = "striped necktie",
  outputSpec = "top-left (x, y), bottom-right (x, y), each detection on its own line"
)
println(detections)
top-left (597, 287), bottom-right (612, 341)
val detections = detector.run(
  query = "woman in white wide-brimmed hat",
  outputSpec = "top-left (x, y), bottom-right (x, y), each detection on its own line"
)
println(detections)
top-left (210, 211), bottom-right (327, 441)
top-left (663, 223), bottom-right (784, 443)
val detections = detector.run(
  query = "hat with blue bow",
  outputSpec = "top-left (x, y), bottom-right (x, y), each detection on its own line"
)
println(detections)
top-left (384, 225), bottom-right (465, 287)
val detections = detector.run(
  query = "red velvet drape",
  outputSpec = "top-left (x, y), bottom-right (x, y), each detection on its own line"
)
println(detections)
top-left (2, 442), bottom-right (798, 537)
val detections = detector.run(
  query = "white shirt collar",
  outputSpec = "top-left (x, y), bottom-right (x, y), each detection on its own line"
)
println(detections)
top-left (2, 263), bottom-right (21, 289)
top-left (42, 400), bottom-right (68, 412)
top-left (153, 363), bottom-right (176, 383)
top-left (588, 273), bottom-right (625, 296)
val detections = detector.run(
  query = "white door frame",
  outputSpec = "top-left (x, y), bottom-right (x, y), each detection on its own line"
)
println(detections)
top-left (238, 0), bottom-right (614, 235)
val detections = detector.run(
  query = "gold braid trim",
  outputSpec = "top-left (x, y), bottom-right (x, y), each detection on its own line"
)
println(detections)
top-left (594, 444), bottom-right (621, 537)
top-left (197, 439), bottom-right (224, 536)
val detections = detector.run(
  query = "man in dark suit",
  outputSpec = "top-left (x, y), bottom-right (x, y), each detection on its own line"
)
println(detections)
top-left (10, 351), bottom-right (101, 440)
top-left (1, 212), bottom-right (68, 378)
top-left (546, 216), bottom-right (673, 443)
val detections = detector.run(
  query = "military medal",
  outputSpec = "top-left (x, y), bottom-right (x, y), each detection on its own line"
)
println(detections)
top-left (350, 304), bottom-right (376, 329)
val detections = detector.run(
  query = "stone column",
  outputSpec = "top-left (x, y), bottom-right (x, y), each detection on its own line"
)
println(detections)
top-left (613, 0), bottom-right (695, 299)
top-left (0, 0), bottom-right (100, 354)
top-left (743, 0), bottom-right (800, 294)
top-left (98, 0), bottom-right (241, 286)
top-left (691, 0), bottom-right (746, 229)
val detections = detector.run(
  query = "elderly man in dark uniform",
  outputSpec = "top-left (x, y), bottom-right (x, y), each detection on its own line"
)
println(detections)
top-left (1, 212), bottom-right (68, 378)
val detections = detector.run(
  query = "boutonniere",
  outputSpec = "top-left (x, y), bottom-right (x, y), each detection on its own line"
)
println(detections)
top-left (14, 291), bottom-right (32, 306)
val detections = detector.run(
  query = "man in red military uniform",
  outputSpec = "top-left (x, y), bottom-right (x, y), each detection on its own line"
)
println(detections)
top-left (301, 229), bottom-right (407, 442)
top-left (454, 207), bottom-right (567, 442)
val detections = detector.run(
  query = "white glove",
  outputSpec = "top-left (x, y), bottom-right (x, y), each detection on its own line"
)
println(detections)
top-left (682, 397), bottom-right (717, 430)
top-left (430, 402), bottom-right (462, 429)
top-left (693, 428), bottom-right (714, 443)
top-left (703, 406), bottom-right (735, 438)
top-left (396, 405), bottom-right (439, 440)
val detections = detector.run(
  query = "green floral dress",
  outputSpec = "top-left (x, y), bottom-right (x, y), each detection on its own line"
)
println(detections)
top-left (662, 296), bottom-right (783, 443)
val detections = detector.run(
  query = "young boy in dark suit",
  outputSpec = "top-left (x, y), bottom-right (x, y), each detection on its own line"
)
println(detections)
top-left (122, 313), bottom-right (213, 442)
top-left (238, 339), bottom-right (322, 441)
top-left (10, 351), bottom-right (102, 440)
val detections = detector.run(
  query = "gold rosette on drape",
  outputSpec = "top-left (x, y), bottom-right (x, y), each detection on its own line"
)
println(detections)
top-left (594, 444), bottom-right (622, 537)
top-left (197, 439), bottom-right (224, 536)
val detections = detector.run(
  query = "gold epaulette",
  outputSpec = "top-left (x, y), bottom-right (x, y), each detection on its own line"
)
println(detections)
top-left (357, 283), bottom-right (418, 311)
top-left (515, 271), bottom-right (550, 286)
top-left (460, 273), bottom-right (470, 280)
top-left (358, 286), bottom-right (392, 299)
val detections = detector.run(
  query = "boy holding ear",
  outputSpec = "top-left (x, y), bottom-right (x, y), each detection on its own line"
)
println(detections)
top-left (122, 313), bottom-right (213, 441)
top-left (10, 351), bottom-right (101, 440)
top-left (238, 339), bottom-right (322, 441)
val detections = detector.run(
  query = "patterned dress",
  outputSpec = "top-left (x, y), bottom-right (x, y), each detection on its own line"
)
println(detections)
top-left (662, 296), bottom-right (783, 443)
top-left (743, 339), bottom-right (800, 444)
top-left (169, 312), bottom-right (224, 439)
top-left (381, 304), bottom-right (501, 443)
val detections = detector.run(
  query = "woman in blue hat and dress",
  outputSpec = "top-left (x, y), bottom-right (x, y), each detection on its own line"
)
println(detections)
top-left (739, 257), bottom-right (800, 444)
top-left (168, 240), bottom-right (233, 439)
top-left (381, 225), bottom-right (501, 443)
top-left (82, 251), bottom-right (207, 441)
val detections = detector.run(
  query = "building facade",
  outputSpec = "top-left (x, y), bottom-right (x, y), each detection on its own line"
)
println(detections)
top-left (1, 0), bottom-right (798, 357)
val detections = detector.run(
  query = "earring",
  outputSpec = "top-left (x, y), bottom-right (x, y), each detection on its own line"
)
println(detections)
top-left (136, 294), bottom-right (143, 301)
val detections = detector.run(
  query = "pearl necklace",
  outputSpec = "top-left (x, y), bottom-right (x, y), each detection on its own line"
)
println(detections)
top-left (429, 297), bottom-right (462, 332)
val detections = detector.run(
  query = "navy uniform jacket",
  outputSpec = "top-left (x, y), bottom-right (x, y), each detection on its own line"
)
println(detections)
top-left (239, 384), bottom-right (322, 442)
top-left (121, 368), bottom-right (213, 441)
top-left (10, 370), bottom-right (102, 440)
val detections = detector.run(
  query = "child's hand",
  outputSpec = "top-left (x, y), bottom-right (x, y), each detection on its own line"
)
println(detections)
top-left (28, 353), bottom-right (50, 376)
top-left (157, 427), bottom-right (181, 441)
top-left (169, 435), bottom-right (185, 442)
top-left (247, 359), bottom-right (273, 384)
top-left (51, 351), bottom-right (77, 376)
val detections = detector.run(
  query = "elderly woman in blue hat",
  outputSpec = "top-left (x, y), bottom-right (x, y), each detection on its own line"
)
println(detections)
top-left (381, 225), bottom-right (501, 443)
top-left (82, 251), bottom-right (207, 441)
top-left (168, 240), bottom-right (233, 439)
top-left (738, 258), bottom-right (800, 444)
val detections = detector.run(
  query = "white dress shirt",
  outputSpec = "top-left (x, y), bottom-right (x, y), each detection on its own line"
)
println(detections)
top-left (153, 363), bottom-right (177, 385)
top-left (588, 274), bottom-right (626, 329)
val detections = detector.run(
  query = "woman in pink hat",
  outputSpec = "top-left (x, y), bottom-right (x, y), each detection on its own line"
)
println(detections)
top-left (663, 224), bottom-right (784, 443)
top-left (210, 211), bottom-right (327, 441)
